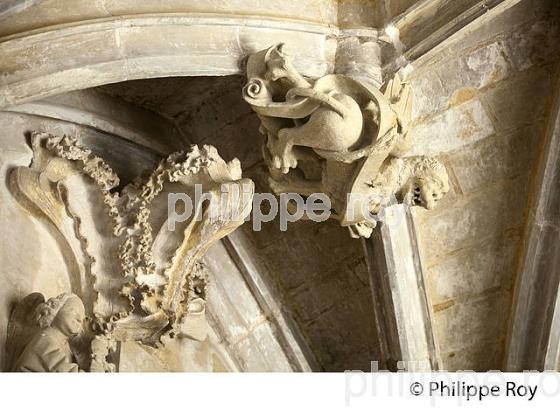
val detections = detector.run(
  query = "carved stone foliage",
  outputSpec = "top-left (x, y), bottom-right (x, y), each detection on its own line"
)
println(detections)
top-left (8, 132), bottom-right (254, 370)
top-left (243, 44), bottom-right (449, 237)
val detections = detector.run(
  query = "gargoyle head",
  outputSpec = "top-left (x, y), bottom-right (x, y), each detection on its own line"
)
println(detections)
top-left (245, 43), bottom-right (288, 81)
top-left (244, 43), bottom-right (309, 103)
top-left (407, 157), bottom-right (449, 210)
top-left (244, 44), bottom-right (285, 100)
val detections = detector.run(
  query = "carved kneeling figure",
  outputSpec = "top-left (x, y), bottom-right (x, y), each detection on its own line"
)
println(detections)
top-left (15, 293), bottom-right (85, 372)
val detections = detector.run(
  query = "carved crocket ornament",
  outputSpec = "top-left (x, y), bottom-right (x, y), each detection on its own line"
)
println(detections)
top-left (8, 133), bottom-right (254, 371)
top-left (243, 43), bottom-right (449, 238)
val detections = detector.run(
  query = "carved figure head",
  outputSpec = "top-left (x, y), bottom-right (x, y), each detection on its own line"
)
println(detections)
top-left (408, 157), bottom-right (449, 210)
top-left (245, 43), bottom-right (287, 82)
top-left (244, 43), bottom-right (302, 102)
top-left (35, 293), bottom-right (85, 337)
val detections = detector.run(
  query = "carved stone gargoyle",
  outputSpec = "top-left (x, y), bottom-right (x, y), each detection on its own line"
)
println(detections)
top-left (242, 44), bottom-right (449, 237)
top-left (8, 133), bottom-right (254, 370)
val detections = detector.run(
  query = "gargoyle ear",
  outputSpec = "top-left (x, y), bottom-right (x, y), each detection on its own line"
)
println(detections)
top-left (265, 43), bottom-right (287, 63)
top-left (267, 43), bottom-right (286, 59)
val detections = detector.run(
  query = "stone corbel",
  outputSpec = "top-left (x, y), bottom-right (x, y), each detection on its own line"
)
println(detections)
top-left (8, 132), bottom-right (254, 371)
top-left (242, 43), bottom-right (449, 238)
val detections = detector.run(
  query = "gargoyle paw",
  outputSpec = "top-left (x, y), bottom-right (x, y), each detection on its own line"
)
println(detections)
top-left (272, 155), bottom-right (282, 170)
top-left (280, 146), bottom-right (298, 174)
top-left (266, 133), bottom-right (298, 173)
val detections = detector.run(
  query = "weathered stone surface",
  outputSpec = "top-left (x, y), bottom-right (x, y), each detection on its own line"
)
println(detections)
top-left (407, 1), bottom-right (560, 123)
top-left (387, 0), bottom-right (421, 20)
top-left (337, 0), bottom-right (380, 28)
top-left (503, 17), bottom-right (560, 72)
top-left (481, 65), bottom-right (553, 133)
top-left (441, 340), bottom-right (503, 371)
top-left (433, 289), bottom-right (510, 355)
top-left (0, 0), bottom-right (339, 38)
top-left (409, 99), bottom-right (495, 156)
top-left (248, 321), bottom-right (293, 371)
top-left (409, 51), bottom-right (511, 122)
top-left (335, 36), bottom-right (383, 86)
top-left (409, 0), bottom-right (560, 372)
top-left (412, 40), bottom-right (512, 103)
top-left (408, 73), bottom-right (448, 122)
top-left (465, 42), bottom-right (512, 88)
top-left (417, 178), bottom-right (528, 264)
top-left (446, 125), bottom-right (539, 194)
top-left (206, 242), bottom-right (266, 333)
top-left (402, 0), bottom-right (557, 64)
top-left (0, 29), bottom-right (121, 84)
top-left (232, 322), bottom-right (293, 372)
top-left (427, 237), bottom-right (517, 305)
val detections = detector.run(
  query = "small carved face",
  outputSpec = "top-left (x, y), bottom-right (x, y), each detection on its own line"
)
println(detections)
top-left (412, 175), bottom-right (449, 210)
top-left (53, 298), bottom-right (85, 337)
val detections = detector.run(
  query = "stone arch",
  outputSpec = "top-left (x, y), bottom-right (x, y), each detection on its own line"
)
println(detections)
top-left (0, 1), bottom-right (382, 372)
top-left (0, 13), bottom-right (337, 109)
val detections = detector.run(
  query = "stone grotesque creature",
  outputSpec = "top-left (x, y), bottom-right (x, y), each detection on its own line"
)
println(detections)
top-left (264, 84), bottom-right (365, 173)
top-left (368, 156), bottom-right (450, 213)
top-left (351, 156), bottom-right (450, 237)
top-left (243, 43), bottom-right (449, 237)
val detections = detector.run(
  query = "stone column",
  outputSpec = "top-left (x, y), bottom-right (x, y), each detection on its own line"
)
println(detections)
top-left (334, 26), bottom-right (438, 372)
top-left (506, 66), bottom-right (560, 371)
top-left (335, 32), bottom-right (383, 88)
top-left (363, 204), bottom-right (438, 371)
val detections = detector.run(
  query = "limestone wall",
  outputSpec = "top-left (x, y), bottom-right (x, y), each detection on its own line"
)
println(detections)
top-left (406, 0), bottom-right (560, 370)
